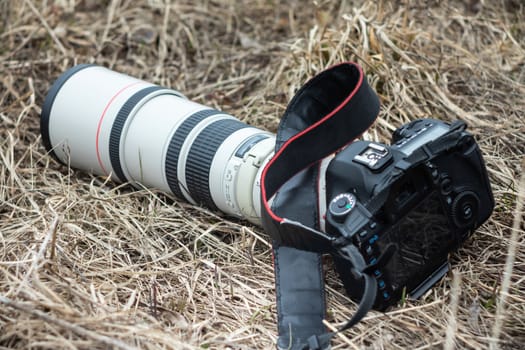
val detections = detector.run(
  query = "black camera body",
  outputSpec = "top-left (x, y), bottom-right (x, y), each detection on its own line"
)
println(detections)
top-left (326, 119), bottom-right (494, 311)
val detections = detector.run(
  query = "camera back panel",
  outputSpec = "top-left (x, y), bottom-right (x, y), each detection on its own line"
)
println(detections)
top-left (326, 119), bottom-right (494, 310)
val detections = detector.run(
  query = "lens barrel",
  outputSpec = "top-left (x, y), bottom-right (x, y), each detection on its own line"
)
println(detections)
top-left (41, 64), bottom-right (274, 224)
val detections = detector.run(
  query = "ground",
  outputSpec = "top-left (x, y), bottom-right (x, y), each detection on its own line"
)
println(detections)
top-left (0, 0), bottom-right (524, 349)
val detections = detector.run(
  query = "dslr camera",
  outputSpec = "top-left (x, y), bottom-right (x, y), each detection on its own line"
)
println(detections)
top-left (326, 118), bottom-right (494, 310)
top-left (41, 63), bottom-right (494, 347)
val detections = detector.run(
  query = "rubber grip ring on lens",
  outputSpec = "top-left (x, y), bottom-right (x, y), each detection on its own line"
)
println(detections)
top-left (108, 86), bottom-right (163, 183)
top-left (40, 63), bottom-right (96, 163)
top-left (185, 119), bottom-right (250, 210)
top-left (165, 109), bottom-right (224, 199)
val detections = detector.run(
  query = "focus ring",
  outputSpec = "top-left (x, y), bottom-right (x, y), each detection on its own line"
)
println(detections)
top-left (109, 86), bottom-right (163, 182)
top-left (186, 119), bottom-right (250, 209)
top-left (165, 109), bottom-right (223, 199)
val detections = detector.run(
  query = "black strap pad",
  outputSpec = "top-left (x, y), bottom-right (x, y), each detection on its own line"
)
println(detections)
top-left (271, 110), bottom-right (328, 350)
top-left (274, 246), bottom-right (326, 349)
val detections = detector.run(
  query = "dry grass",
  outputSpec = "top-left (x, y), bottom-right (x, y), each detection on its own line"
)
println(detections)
top-left (1, 0), bottom-right (524, 349)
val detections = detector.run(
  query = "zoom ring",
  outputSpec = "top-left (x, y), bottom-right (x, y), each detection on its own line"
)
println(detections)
top-left (185, 119), bottom-right (250, 209)
top-left (165, 109), bottom-right (223, 199)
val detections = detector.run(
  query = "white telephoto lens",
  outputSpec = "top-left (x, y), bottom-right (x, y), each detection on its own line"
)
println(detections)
top-left (41, 64), bottom-right (275, 224)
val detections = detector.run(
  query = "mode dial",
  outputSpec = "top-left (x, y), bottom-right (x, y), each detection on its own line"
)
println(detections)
top-left (329, 193), bottom-right (357, 222)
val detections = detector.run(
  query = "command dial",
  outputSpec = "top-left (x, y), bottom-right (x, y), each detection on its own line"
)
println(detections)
top-left (329, 193), bottom-right (357, 222)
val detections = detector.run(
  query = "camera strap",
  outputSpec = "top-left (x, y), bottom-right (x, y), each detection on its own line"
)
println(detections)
top-left (260, 63), bottom-right (380, 349)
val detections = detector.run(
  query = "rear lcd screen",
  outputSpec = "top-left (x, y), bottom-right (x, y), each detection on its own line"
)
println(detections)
top-left (378, 191), bottom-right (454, 293)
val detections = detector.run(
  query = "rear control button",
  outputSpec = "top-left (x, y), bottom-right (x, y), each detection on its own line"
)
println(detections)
top-left (440, 177), bottom-right (452, 195)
